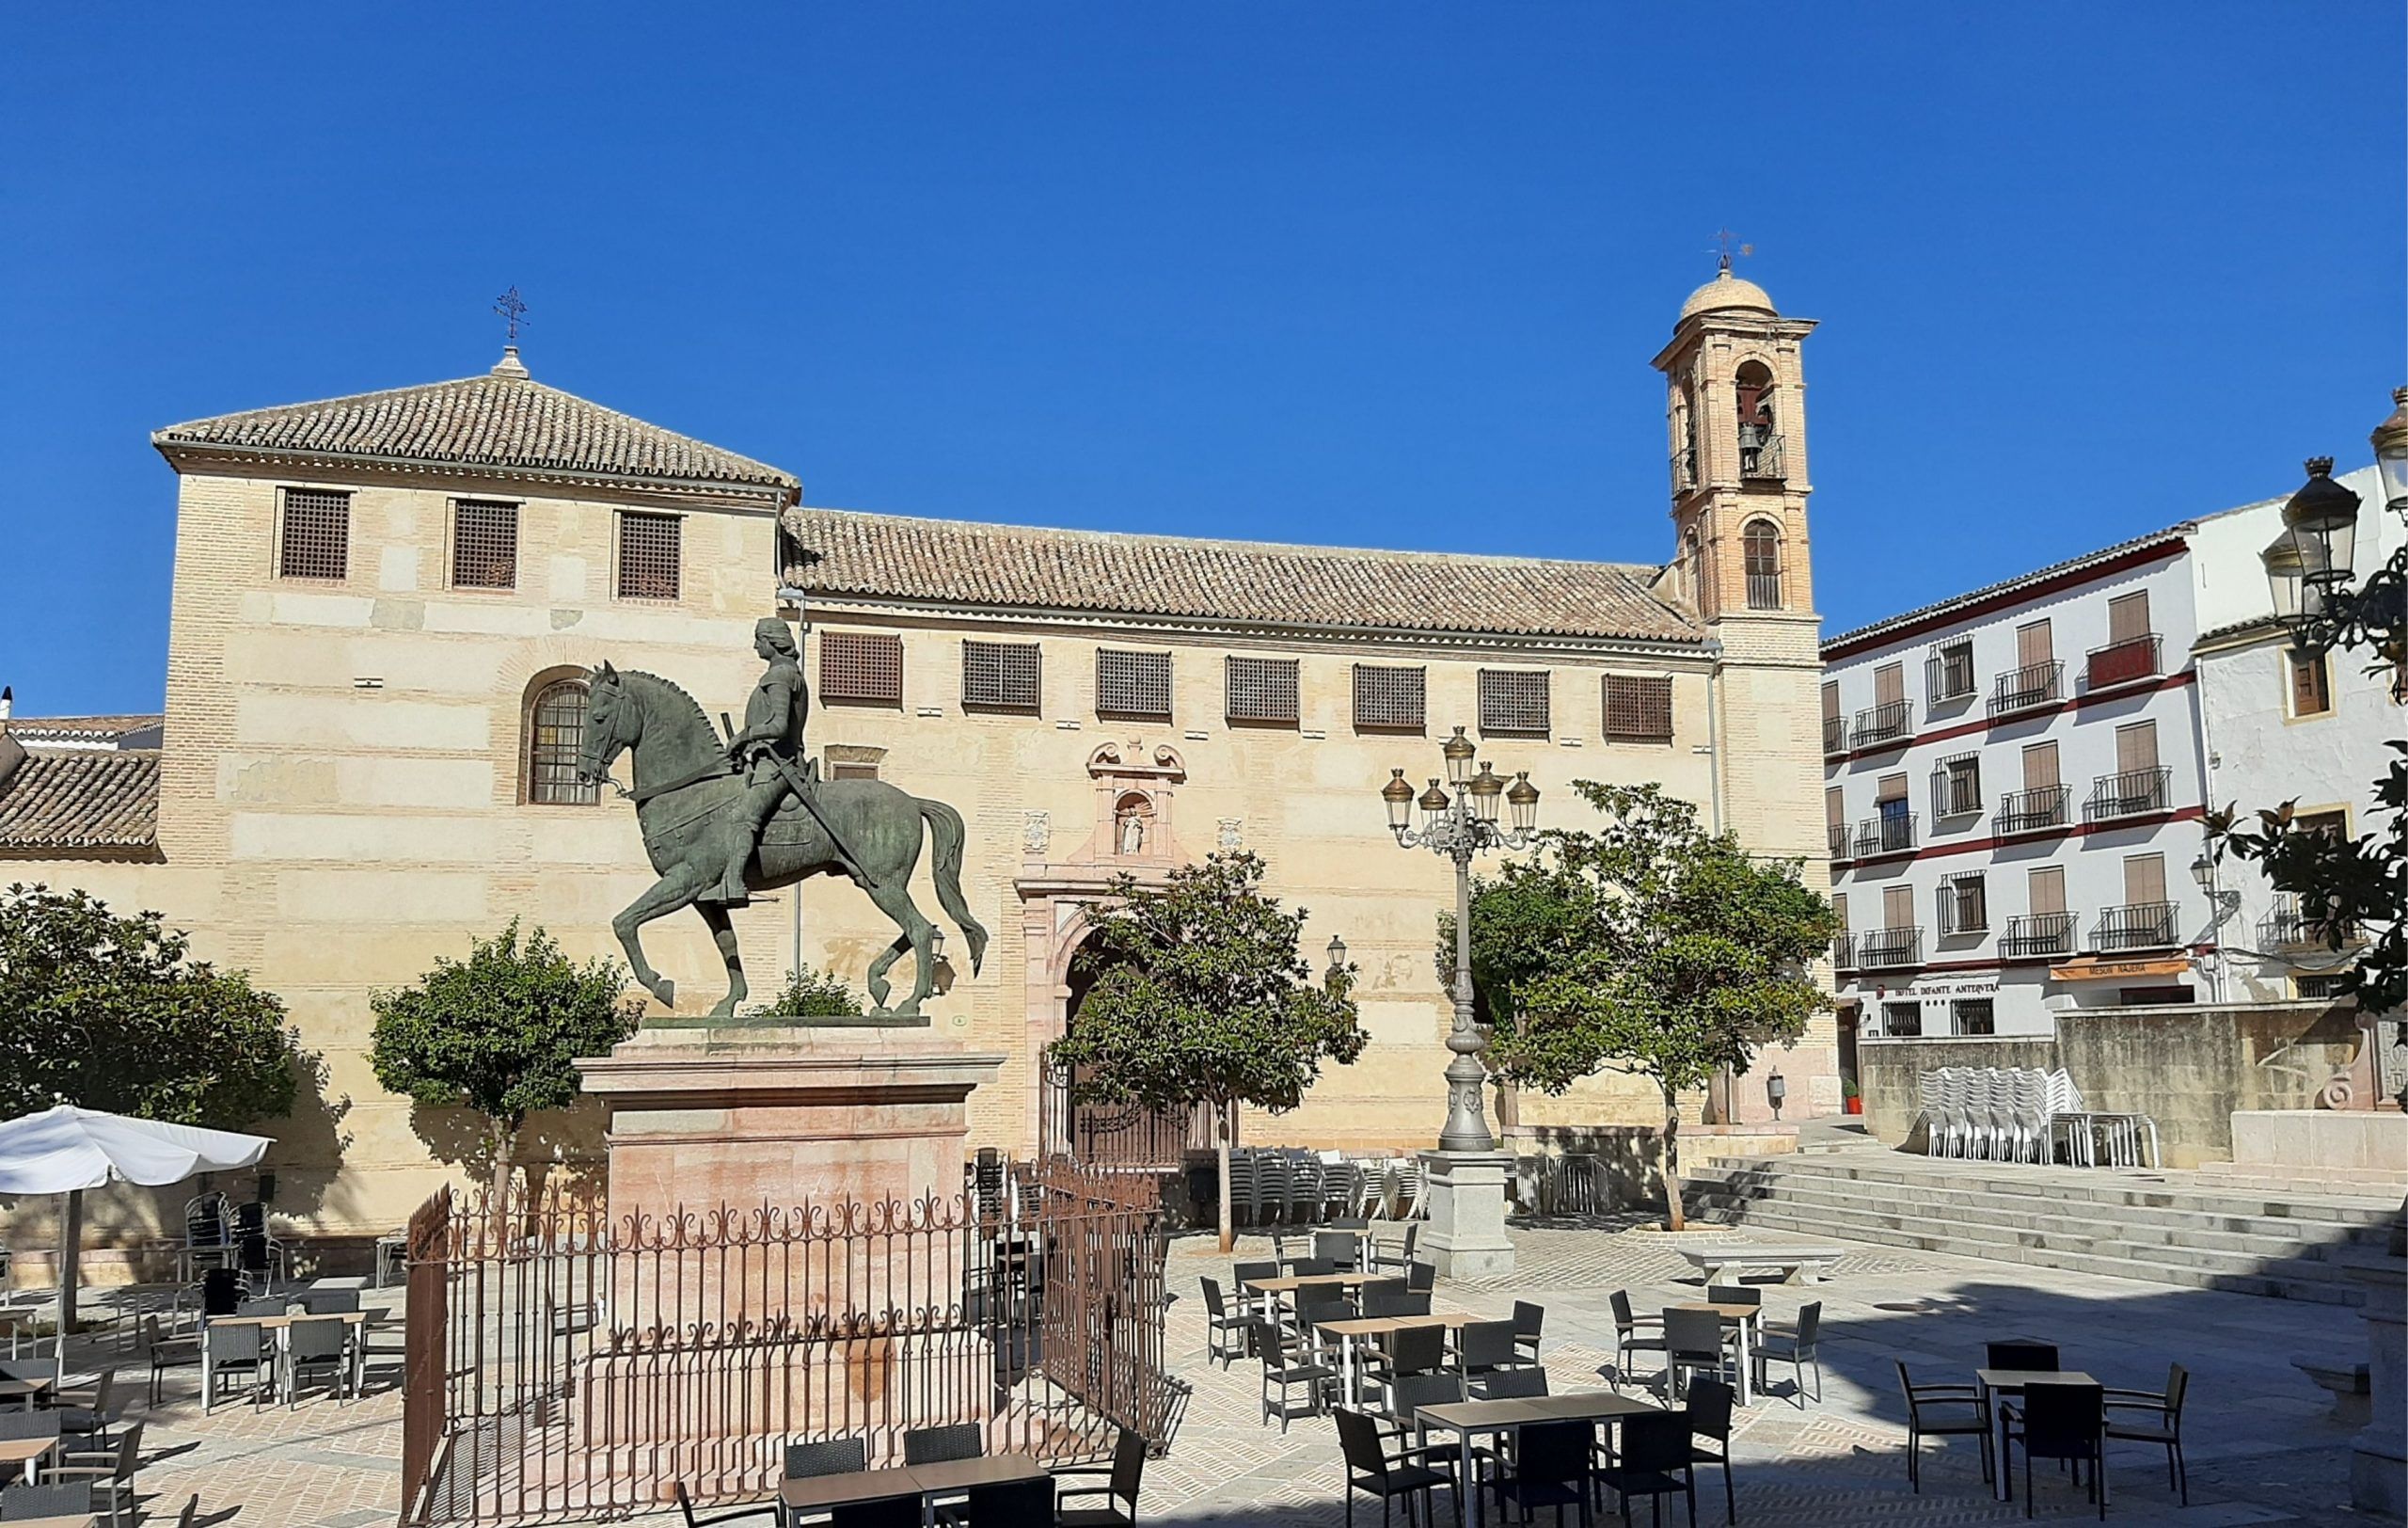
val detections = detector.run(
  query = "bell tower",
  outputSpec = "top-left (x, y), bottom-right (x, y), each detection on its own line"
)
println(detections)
top-left (1653, 259), bottom-right (1818, 623)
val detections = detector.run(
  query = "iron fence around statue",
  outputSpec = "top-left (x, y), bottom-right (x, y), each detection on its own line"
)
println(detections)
top-left (400, 1160), bottom-right (1180, 1526)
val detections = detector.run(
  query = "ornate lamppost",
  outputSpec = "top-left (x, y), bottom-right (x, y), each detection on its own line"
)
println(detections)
top-left (1380, 726), bottom-right (1541, 1153)
top-left (2258, 391), bottom-right (2408, 663)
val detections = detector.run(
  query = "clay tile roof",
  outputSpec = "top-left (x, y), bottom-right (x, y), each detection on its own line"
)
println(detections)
top-left (0, 748), bottom-right (163, 859)
top-left (153, 360), bottom-right (797, 498)
top-left (782, 506), bottom-right (1703, 645)
top-left (9, 714), bottom-right (165, 748)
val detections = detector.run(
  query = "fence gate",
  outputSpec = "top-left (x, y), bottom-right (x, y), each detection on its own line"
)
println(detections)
top-left (397, 1161), bottom-right (1180, 1526)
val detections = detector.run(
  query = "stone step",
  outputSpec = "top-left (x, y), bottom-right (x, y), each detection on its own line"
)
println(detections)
top-left (1684, 1154), bottom-right (2400, 1223)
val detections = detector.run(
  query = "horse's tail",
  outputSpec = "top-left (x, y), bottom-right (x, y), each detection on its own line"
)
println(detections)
top-left (917, 798), bottom-right (990, 975)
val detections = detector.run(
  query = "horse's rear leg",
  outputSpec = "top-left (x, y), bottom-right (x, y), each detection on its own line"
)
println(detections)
top-left (613, 868), bottom-right (706, 1011)
top-left (864, 881), bottom-right (938, 1017)
top-left (698, 901), bottom-right (747, 1019)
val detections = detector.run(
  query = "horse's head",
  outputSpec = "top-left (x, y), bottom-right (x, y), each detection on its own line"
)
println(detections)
top-left (579, 661), bottom-right (639, 785)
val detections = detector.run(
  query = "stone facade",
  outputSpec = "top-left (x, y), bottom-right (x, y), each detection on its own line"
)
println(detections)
top-left (1, 274), bottom-right (1837, 1243)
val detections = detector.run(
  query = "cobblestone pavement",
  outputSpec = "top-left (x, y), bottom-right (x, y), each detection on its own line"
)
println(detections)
top-left (56, 1218), bottom-right (2392, 1527)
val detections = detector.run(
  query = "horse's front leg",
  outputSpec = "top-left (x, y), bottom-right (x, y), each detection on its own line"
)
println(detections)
top-left (613, 867), bottom-right (707, 1011)
top-left (697, 901), bottom-right (747, 1019)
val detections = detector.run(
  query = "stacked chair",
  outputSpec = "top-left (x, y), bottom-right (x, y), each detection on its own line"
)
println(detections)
top-left (1914, 1066), bottom-right (2156, 1168)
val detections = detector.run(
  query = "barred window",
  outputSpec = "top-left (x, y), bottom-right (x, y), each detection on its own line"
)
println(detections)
top-left (277, 488), bottom-right (350, 581)
top-left (452, 500), bottom-right (519, 590)
top-left (819, 630), bottom-right (904, 706)
top-left (1096, 648), bottom-right (1172, 720)
top-left (962, 640), bottom-right (1040, 711)
top-left (1601, 674), bottom-right (1673, 743)
top-left (827, 745), bottom-right (885, 782)
top-left (1931, 752), bottom-right (1982, 818)
top-left (1353, 664), bottom-right (1426, 731)
top-left (1226, 656), bottom-right (1300, 724)
top-left (526, 677), bottom-right (598, 805)
top-left (616, 511), bottom-right (681, 600)
top-left (1478, 668), bottom-right (1550, 737)
top-left (1939, 872), bottom-right (1988, 935)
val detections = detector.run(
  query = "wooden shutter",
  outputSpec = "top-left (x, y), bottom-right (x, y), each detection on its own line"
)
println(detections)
top-left (616, 511), bottom-right (682, 599)
top-left (2021, 740), bottom-right (2059, 788)
top-left (2289, 650), bottom-right (2332, 716)
top-left (2028, 866), bottom-right (2066, 915)
top-left (277, 488), bottom-right (351, 581)
top-left (2115, 721), bottom-right (2159, 773)
top-left (962, 640), bottom-right (1041, 710)
top-left (1602, 675), bottom-right (1673, 742)
top-left (1478, 669), bottom-right (1550, 736)
top-left (1096, 648), bottom-right (1173, 719)
top-left (1876, 772), bottom-right (1908, 804)
top-left (1831, 891), bottom-right (1849, 931)
top-left (2017, 619), bottom-right (2052, 668)
top-left (2108, 591), bottom-right (2150, 645)
top-left (819, 631), bottom-right (904, 705)
top-left (1820, 680), bottom-right (1839, 723)
top-left (1883, 883), bottom-right (1915, 930)
top-left (1825, 786), bottom-right (1845, 832)
top-left (2124, 853), bottom-right (2166, 905)
top-left (1353, 665), bottom-right (1426, 730)
top-left (1874, 663), bottom-right (1905, 707)
top-left (1226, 656), bottom-right (1301, 724)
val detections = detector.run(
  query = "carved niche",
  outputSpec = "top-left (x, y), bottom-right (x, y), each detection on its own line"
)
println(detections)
top-left (1086, 740), bottom-right (1185, 866)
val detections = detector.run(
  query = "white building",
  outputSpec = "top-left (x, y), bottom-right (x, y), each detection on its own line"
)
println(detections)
top-left (2192, 463), bottom-right (2400, 1005)
top-left (1818, 460), bottom-right (2398, 1048)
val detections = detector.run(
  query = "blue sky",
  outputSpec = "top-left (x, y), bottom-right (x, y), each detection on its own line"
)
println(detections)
top-left (3, 5), bottom-right (2400, 715)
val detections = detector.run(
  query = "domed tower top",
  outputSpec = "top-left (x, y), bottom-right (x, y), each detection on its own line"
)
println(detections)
top-left (1677, 266), bottom-right (1778, 324)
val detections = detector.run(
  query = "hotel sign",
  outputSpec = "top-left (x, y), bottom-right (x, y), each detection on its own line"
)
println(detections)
top-left (2049, 955), bottom-right (2190, 983)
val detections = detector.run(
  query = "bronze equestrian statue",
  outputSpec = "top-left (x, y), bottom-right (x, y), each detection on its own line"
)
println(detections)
top-left (578, 624), bottom-right (987, 1021)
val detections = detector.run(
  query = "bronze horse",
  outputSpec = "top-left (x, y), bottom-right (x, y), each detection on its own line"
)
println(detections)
top-left (578, 663), bottom-right (988, 1019)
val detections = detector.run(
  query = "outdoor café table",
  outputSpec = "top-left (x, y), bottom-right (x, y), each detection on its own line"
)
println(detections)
top-left (1240, 1269), bottom-right (1379, 1329)
top-left (0, 1432), bottom-right (56, 1485)
top-left (778, 1455), bottom-right (1048, 1524)
top-left (1976, 1369), bottom-right (2097, 1502)
top-left (0, 1375), bottom-right (52, 1409)
top-left (1314, 1311), bottom-right (1481, 1408)
top-left (6, 1517), bottom-right (96, 1528)
top-left (206, 1309), bottom-right (376, 1399)
top-left (1669, 1299), bottom-right (1764, 1407)
top-left (1418, 1391), bottom-right (1663, 1528)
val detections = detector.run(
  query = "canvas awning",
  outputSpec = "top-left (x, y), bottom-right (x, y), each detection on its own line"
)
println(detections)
top-left (0, 1105), bottom-right (270, 1195)
top-left (2049, 955), bottom-right (2191, 984)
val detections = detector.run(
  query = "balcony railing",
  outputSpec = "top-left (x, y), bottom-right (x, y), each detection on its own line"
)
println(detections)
top-left (1739, 430), bottom-right (1786, 482)
top-left (2085, 633), bottom-right (2162, 691)
top-left (1858, 926), bottom-right (1925, 968)
top-left (2001, 911), bottom-right (2077, 959)
top-left (1830, 932), bottom-right (1857, 970)
top-left (2084, 766), bottom-right (2172, 822)
top-left (1989, 660), bottom-right (2063, 716)
top-left (1995, 783), bottom-right (2070, 835)
top-left (1926, 649), bottom-right (1977, 707)
top-left (1822, 714), bottom-right (1849, 756)
top-left (1853, 811), bottom-right (1918, 859)
top-left (1828, 821), bottom-right (1851, 859)
top-left (2094, 900), bottom-right (2179, 952)
top-left (1746, 572), bottom-right (1783, 610)
top-left (1853, 699), bottom-right (1912, 749)
top-left (1930, 767), bottom-right (1982, 820)
top-left (2259, 893), bottom-right (2354, 951)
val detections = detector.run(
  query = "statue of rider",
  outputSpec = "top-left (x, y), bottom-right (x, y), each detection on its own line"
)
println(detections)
top-left (708, 616), bottom-right (812, 907)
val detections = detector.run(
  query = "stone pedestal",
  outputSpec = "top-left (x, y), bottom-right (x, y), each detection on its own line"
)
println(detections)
top-left (575, 1023), bottom-right (1006, 1228)
top-left (2343, 1248), bottom-right (2407, 1518)
top-left (1418, 1149), bottom-right (1515, 1279)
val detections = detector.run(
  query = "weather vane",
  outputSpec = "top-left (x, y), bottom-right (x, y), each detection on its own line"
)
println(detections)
top-left (493, 286), bottom-right (529, 343)
top-left (1711, 229), bottom-right (1753, 273)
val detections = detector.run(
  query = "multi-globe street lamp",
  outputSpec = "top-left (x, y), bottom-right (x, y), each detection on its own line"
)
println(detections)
top-left (2260, 389), bottom-right (2408, 663)
top-left (1380, 726), bottom-right (1541, 1153)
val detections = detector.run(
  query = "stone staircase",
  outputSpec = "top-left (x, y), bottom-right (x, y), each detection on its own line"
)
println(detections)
top-left (1681, 1150), bottom-right (2401, 1306)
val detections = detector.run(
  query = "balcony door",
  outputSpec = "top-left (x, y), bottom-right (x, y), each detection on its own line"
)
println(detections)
top-left (1875, 663), bottom-right (1905, 708)
top-left (2123, 852), bottom-right (2166, 907)
top-left (2022, 740), bottom-right (2059, 789)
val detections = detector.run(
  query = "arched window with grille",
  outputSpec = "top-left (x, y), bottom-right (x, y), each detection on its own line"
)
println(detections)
top-left (526, 674), bottom-right (599, 805)
top-left (1743, 519), bottom-right (1782, 610)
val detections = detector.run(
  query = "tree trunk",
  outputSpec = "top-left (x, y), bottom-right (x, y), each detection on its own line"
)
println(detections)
top-left (1659, 1088), bottom-right (1687, 1233)
top-left (56, 1188), bottom-right (83, 1336)
top-left (489, 1121), bottom-right (516, 1219)
top-left (1216, 1102), bottom-right (1236, 1254)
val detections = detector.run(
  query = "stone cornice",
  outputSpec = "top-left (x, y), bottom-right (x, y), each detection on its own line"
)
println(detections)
top-left (155, 441), bottom-right (794, 517)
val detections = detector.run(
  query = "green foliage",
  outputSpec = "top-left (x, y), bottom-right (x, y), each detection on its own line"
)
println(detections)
top-left (2215, 736), bottom-right (2407, 1024)
top-left (747, 963), bottom-right (866, 1019)
top-left (1445, 782), bottom-right (1836, 1100)
top-left (1045, 852), bottom-right (1366, 1116)
top-left (369, 921), bottom-right (640, 1137)
top-left (0, 883), bottom-right (301, 1127)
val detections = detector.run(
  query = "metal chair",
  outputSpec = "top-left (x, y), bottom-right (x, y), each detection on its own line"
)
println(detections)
top-left (1896, 1361), bottom-right (1993, 1492)
top-left (673, 1482), bottom-right (777, 1528)
top-left (1594, 1409), bottom-right (1695, 1528)
top-left (296, 1289), bottom-right (360, 1314)
top-left (1486, 1418), bottom-right (1592, 1527)
top-left (1684, 1376), bottom-right (1738, 1524)
top-left (1662, 1308), bottom-right (1736, 1401)
top-left (1753, 1301), bottom-right (1823, 1407)
top-left (1363, 1324), bottom-right (1445, 1400)
top-left (1334, 1407), bottom-right (1451, 1528)
top-left (43, 1420), bottom-right (141, 1528)
top-left (54, 1367), bottom-right (116, 1447)
top-left (1987, 1341), bottom-right (2061, 1374)
top-left (1454, 1320), bottom-right (1527, 1381)
top-left (202, 1322), bottom-right (267, 1411)
top-left (1199, 1278), bottom-right (1251, 1368)
top-left (1052, 1425), bottom-right (1147, 1527)
top-left (937, 1476), bottom-right (1053, 1524)
top-left (286, 1317), bottom-right (354, 1406)
top-left (1359, 1292), bottom-right (1426, 1320)
top-left (1315, 1230), bottom-right (1361, 1272)
top-left (1469, 1366), bottom-right (1547, 1401)
top-left (784, 1437), bottom-right (867, 1478)
top-left (1608, 1290), bottom-right (1666, 1391)
top-left (1, 1483), bottom-right (93, 1524)
top-left (1404, 1262), bottom-right (1436, 1296)
top-left (829, 1497), bottom-right (919, 1528)
top-left (1255, 1318), bottom-right (1335, 1433)
top-left (145, 1315), bottom-right (201, 1406)
top-left (2001, 1380), bottom-right (2106, 1519)
top-left (1511, 1300), bottom-right (1545, 1361)
top-left (2103, 1363), bottom-right (2187, 1505)
top-left (901, 1422), bottom-right (982, 1465)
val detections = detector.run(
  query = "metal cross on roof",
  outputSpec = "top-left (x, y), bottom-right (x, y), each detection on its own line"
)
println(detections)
top-left (493, 286), bottom-right (529, 342)
top-left (1711, 229), bottom-right (1753, 272)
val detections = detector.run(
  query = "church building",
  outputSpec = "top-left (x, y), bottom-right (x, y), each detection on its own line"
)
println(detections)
top-left (0, 267), bottom-right (1834, 1244)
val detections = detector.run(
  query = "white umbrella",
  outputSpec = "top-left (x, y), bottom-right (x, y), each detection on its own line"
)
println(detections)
top-left (0, 1105), bottom-right (273, 1332)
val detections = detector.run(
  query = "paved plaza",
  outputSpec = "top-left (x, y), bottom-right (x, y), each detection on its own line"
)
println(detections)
top-left (69, 1203), bottom-right (2395, 1528)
